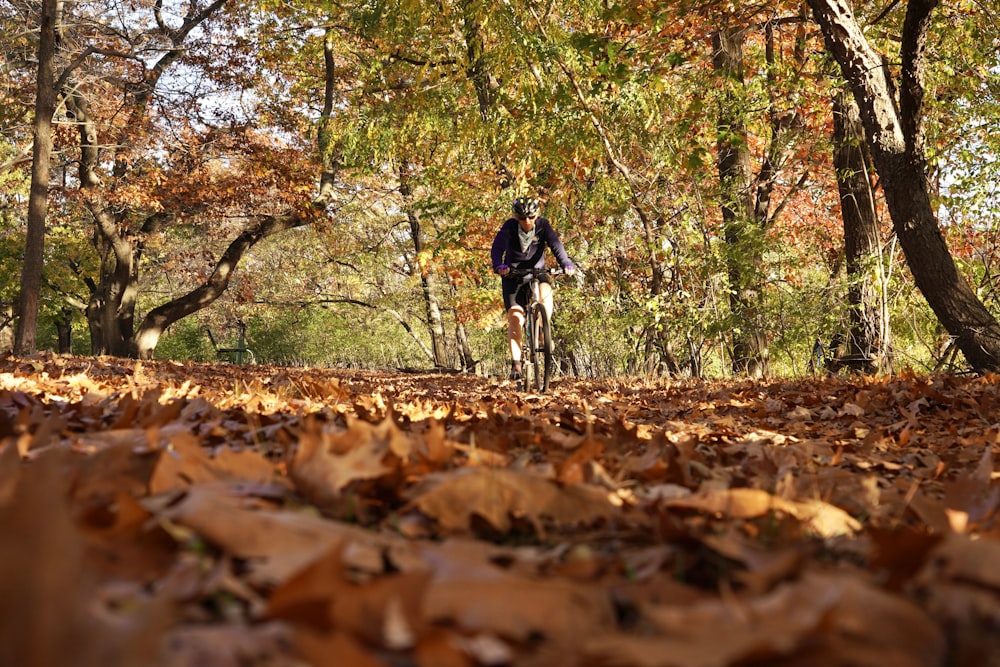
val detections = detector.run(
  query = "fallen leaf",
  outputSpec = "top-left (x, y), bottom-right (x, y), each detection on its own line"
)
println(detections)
top-left (406, 467), bottom-right (617, 535)
top-left (664, 487), bottom-right (862, 537)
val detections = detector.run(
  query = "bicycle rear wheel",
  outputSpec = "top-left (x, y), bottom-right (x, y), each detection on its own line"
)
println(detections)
top-left (529, 303), bottom-right (553, 392)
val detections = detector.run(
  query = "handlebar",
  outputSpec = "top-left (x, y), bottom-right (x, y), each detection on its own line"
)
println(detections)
top-left (504, 267), bottom-right (567, 278)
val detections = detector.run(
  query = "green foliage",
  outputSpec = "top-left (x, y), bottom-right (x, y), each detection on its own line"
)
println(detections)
top-left (154, 319), bottom-right (217, 362)
top-left (155, 305), bottom-right (430, 369)
top-left (0, 138), bottom-right (30, 313)
top-left (0, 224), bottom-right (21, 309)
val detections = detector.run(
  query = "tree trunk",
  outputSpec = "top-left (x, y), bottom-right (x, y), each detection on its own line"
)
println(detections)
top-left (713, 25), bottom-right (768, 378)
top-left (399, 160), bottom-right (449, 368)
top-left (832, 88), bottom-right (888, 372)
top-left (0, 305), bottom-right (13, 355)
top-left (455, 318), bottom-right (476, 372)
top-left (459, 0), bottom-right (499, 122)
top-left (56, 0), bottom-right (341, 361)
top-left (55, 307), bottom-right (73, 353)
top-left (459, 0), bottom-right (515, 188)
top-left (808, 0), bottom-right (1000, 370)
top-left (132, 2), bottom-right (332, 361)
top-left (315, 27), bottom-right (342, 207)
top-left (15, 0), bottom-right (58, 355)
top-left (64, 62), bottom-right (145, 357)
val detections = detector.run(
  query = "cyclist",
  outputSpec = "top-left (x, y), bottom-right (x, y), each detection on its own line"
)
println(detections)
top-left (491, 196), bottom-right (575, 381)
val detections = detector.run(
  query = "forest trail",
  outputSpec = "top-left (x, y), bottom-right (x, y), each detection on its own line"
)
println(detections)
top-left (1, 354), bottom-right (998, 666)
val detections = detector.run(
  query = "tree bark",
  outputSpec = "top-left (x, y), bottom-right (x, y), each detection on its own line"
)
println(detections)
top-left (832, 87), bottom-right (888, 372)
top-left (459, 0), bottom-right (499, 122)
top-left (0, 306), bottom-right (13, 355)
top-left (14, 0), bottom-right (58, 355)
top-left (132, 2), bottom-right (336, 361)
top-left (55, 307), bottom-right (73, 353)
top-left (455, 318), bottom-right (476, 372)
top-left (808, 0), bottom-right (1000, 370)
top-left (459, 0), bottom-right (514, 188)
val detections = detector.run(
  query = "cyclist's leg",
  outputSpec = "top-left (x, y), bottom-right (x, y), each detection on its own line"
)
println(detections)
top-left (503, 279), bottom-right (528, 376)
top-left (508, 306), bottom-right (525, 362)
top-left (539, 281), bottom-right (554, 320)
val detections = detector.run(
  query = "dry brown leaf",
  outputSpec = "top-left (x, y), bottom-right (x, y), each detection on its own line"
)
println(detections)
top-left (943, 443), bottom-right (998, 532)
top-left (424, 571), bottom-right (614, 646)
top-left (160, 482), bottom-right (405, 586)
top-left (406, 467), bottom-right (617, 535)
top-left (664, 487), bottom-right (862, 537)
top-left (584, 572), bottom-right (943, 667)
top-left (267, 545), bottom-right (433, 660)
top-left (413, 629), bottom-right (476, 667)
top-left (288, 416), bottom-right (406, 512)
top-left (698, 530), bottom-right (808, 593)
top-left (149, 426), bottom-right (279, 494)
top-left (78, 490), bottom-right (178, 581)
top-left (161, 622), bottom-right (295, 667)
top-left (292, 629), bottom-right (386, 667)
top-left (916, 532), bottom-right (1000, 590)
top-left (0, 451), bottom-right (170, 667)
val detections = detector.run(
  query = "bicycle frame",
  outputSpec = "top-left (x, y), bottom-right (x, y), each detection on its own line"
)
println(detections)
top-left (507, 268), bottom-right (561, 392)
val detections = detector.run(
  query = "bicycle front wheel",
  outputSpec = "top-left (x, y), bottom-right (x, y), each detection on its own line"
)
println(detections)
top-left (520, 315), bottom-right (534, 392)
top-left (528, 303), bottom-right (553, 392)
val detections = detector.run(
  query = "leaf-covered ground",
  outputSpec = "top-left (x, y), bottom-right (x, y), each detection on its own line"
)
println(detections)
top-left (1, 354), bottom-right (999, 667)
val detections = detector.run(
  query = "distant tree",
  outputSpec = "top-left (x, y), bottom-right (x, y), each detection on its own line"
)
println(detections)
top-left (60, 0), bottom-right (232, 357)
top-left (831, 86), bottom-right (888, 372)
top-left (711, 9), bottom-right (814, 378)
top-left (26, 0), bottom-right (329, 359)
top-left (14, 0), bottom-right (57, 354)
top-left (713, 24), bottom-right (767, 377)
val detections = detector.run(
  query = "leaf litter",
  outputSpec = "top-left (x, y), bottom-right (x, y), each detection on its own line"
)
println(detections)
top-left (1, 353), bottom-right (999, 666)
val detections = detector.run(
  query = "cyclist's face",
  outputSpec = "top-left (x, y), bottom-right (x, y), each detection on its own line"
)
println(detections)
top-left (517, 214), bottom-right (537, 231)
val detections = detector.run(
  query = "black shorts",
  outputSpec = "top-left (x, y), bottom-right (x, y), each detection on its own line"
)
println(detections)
top-left (502, 273), bottom-right (550, 311)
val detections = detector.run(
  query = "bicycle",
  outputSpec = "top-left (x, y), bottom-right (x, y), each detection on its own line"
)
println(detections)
top-left (507, 267), bottom-right (563, 392)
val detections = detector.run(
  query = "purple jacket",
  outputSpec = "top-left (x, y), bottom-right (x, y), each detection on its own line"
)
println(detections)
top-left (490, 217), bottom-right (573, 273)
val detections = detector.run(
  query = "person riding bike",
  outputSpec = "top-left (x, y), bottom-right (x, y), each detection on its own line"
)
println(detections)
top-left (491, 196), bottom-right (575, 381)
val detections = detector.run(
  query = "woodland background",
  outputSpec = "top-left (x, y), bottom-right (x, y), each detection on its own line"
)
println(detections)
top-left (2, 0), bottom-right (1000, 378)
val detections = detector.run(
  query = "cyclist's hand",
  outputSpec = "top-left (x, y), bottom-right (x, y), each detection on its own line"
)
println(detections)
top-left (563, 264), bottom-right (575, 276)
top-left (496, 264), bottom-right (510, 276)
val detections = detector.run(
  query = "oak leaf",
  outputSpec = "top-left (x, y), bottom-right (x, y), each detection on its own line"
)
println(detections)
top-left (406, 467), bottom-right (617, 536)
top-left (288, 416), bottom-right (401, 512)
